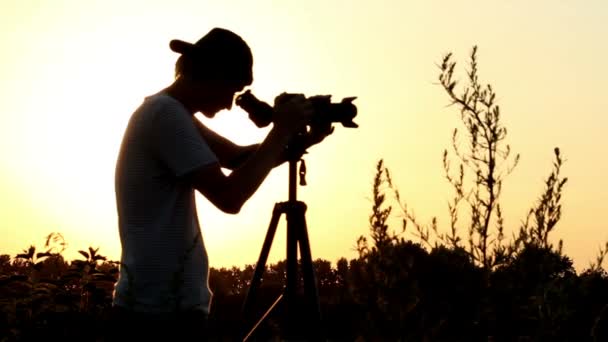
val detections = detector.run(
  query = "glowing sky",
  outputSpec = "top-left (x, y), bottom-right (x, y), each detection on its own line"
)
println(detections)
top-left (1, 0), bottom-right (607, 271)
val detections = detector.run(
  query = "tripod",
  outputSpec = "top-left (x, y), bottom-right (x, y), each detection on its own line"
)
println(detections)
top-left (240, 155), bottom-right (323, 341)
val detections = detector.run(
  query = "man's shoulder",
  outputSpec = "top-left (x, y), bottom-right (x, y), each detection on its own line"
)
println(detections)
top-left (143, 92), bottom-right (186, 112)
top-left (133, 92), bottom-right (189, 124)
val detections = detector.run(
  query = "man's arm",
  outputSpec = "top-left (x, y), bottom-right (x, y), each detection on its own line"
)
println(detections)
top-left (184, 95), bottom-right (312, 214)
top-left (192, 118), bottom-right (261, 170)
top-left (184, 127), bottom-right (289, 214)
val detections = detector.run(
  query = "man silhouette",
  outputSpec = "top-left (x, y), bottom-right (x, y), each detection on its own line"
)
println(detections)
top-left (111, 27), bottom-right (320, 341)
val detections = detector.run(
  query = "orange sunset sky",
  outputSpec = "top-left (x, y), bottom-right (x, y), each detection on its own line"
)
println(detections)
top-left (1, 0), bottom-right (607, 271)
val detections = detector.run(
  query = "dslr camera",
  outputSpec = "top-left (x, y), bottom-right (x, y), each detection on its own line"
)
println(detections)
top-left (235, 90), bottom-right (358, 130)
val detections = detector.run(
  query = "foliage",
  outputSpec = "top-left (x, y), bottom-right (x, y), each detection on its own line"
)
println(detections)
top-left (0, 233), bottom-right (117, 341)
top-left (345, 46), bottom-right (605, 341)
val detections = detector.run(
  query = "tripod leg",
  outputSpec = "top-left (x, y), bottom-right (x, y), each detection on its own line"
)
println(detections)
top-left (241, 203), bottom-right (285, 336)
top-left (294, 203), bottom-right (323, 340)
top-left (284, 202), bottom-right (300, 337)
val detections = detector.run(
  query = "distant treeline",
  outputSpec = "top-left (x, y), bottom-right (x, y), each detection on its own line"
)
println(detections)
top-left (1, 227), bottom-right (608, 341)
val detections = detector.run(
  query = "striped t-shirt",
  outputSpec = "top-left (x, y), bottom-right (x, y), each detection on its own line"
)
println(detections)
top-left (113, 92), bottom-right (218, 313)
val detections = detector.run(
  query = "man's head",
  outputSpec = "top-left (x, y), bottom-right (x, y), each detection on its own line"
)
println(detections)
top-left (170, 28), bottom-right (253, 116)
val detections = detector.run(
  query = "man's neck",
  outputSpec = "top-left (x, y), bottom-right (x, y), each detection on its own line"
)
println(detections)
top-left (163, 81), bottom-right (198, 115)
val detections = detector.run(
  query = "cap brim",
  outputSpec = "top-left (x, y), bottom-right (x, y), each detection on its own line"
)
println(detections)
top-left (169, 39), bottom-right (197, 54)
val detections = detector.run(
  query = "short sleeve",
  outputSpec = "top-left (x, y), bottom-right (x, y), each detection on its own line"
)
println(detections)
top-left (150, 99), bottom-right (218, 177)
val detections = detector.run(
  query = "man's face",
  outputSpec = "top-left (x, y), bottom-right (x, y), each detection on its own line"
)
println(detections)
top-left (197, 80), bottom-right (246, 118)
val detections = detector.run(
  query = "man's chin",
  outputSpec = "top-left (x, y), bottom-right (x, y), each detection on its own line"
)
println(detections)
top-left (201, 110), bottom-right (217, 118)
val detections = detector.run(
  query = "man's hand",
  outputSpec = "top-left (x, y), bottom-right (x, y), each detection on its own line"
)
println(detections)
top-left (303, 121), bottom-right (334, 148)
top-left (272, 93), bottom-right (314, 136)
top-left (272, 94), bottom-right (336, 163)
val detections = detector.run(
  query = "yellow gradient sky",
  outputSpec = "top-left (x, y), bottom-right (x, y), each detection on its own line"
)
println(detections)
top-left (1, 0), bottom-right (607, 271)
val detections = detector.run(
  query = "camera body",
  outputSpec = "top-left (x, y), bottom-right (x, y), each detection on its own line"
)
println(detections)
top-left (235, 90), bottom-right (358, 129)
